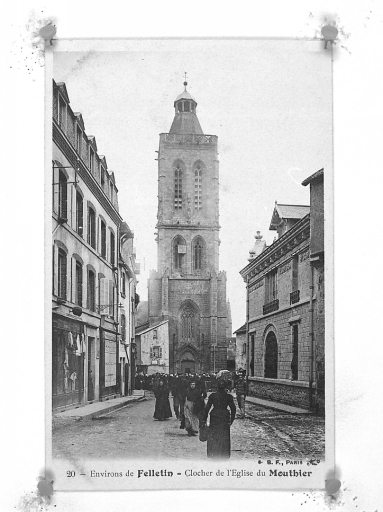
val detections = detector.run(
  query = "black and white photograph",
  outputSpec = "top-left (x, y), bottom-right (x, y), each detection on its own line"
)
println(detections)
top-left (48, 38), bottom-right (333, 490)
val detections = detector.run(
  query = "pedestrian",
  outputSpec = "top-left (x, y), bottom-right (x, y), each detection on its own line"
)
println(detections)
top-left (153, 380), bottom-right (172, 421)
top-left (170, 375), bottom-right (181, 419)
top-left (201, 380), bottom-right (236, 459)
top-left (183, 380), bottom-right (206, 437)
top-left (236, 372), bottom-right (247, 418)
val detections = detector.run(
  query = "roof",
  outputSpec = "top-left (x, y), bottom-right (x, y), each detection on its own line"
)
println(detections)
top-left (175, 89), bottom-right (197, 103)
top-left (302, 168), bottom-right (324, 187)
top-left (56, 82), bottom-right (70, 104)
top-left (270, 203), bottom-right (310, 230)
top-left (169, 113), bottom-right (203, 135)
top-left (136, 320), bottom-right (168, 336)
top-left (234, 323), bottom-right (247, 335)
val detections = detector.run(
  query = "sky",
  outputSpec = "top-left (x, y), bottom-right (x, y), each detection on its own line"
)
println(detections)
top-left (54, 39), bottom-right (332, 332)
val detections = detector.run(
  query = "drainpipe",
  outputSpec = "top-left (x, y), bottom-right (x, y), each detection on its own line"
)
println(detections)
top-left (309, 264), bottom-right (314, 411)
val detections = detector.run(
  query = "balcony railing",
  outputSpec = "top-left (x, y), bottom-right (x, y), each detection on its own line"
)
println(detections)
top-left (160, 133), bottom-right (217, 145)
top-left (263, 299), bottom-right (279, 315)
top-left (290, 290), bottom-right (300, 304)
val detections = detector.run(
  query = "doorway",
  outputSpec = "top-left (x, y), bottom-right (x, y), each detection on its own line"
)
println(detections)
top-left (87, 337), bottom-right (95, 401)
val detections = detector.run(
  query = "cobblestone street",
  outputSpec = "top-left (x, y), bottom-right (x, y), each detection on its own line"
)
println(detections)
top-left (53, 396), bottom-right (325, 461)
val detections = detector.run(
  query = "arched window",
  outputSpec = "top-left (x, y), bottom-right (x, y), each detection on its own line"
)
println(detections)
top-left (265, 332), bottom-right (278, 378)
top-left (194, 166), bottom-right (202, 209)
top-left (174, 165), bottom-right (183, 210)
top-left (192, 236), bottom-right (205, 272)
top-left (58, 170), bottom-right (67, 219)
top-left (173, 236), bottom-right (186, 272)
top-left (87, 269), bottom-right (96, 312)
top-left (179, 301), bottom-right (200, 346)
top-left (182, 310), bottom-right (194, 341)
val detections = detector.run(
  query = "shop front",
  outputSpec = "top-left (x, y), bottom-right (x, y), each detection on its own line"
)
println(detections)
top-left (52, 314), bottom-right (85, 410)
top-left (99, 327), bottom-right (119, 398)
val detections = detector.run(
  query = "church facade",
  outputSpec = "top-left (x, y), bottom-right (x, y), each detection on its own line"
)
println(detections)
top-left (147, 82), bottom-right (228, 374)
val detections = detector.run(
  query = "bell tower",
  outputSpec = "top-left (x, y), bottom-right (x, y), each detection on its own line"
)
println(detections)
top-left (148, 80), bottom-right (228, 373)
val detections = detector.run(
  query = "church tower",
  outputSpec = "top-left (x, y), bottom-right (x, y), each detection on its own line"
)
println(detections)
top-left (148, 80), bottom-right (228, 374)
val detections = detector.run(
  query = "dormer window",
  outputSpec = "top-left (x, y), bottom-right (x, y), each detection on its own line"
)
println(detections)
top-left (58, 95), bottom-right (66, 130)
top-left (76, 126), bottom-right (82, 156)
top-left (89, 147), bottom-right (94, 174)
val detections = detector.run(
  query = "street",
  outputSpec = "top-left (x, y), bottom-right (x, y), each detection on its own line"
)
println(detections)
top-left (53, 395), bottom-right (325, 461)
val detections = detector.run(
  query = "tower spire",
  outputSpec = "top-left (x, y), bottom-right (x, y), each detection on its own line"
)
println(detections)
top-left (184, 72), bottom-right (188, 89)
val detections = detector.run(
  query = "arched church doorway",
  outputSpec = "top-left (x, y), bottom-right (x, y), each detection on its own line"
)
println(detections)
top-left (180, 351), bottom-right (196, 374)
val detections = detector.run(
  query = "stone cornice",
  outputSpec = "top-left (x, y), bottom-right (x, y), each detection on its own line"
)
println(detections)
top-left (53, 121), bottom-right (122, 226)
top-left (240, 214), bottom-right (310, 281)
top-left (156, 223), bottom-right (220, 230)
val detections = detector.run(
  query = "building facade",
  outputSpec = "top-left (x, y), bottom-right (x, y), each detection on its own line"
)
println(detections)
top-left (147, 82), bottom-right (229, 374)
top-left (135, 321), bottom-right (170, 375)
top-left (234, 324), bottom-right (247, 371)
top-left (52, 80), bottom-right (137, 410)
top-left (239, 170), bottom-right (324, 414)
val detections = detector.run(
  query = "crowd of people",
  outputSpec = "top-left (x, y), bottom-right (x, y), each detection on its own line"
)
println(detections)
top-left (134, 370), bottom-right (247, 459)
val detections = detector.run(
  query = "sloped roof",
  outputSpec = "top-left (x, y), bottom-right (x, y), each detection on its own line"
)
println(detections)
top-left (56, 82), bottom-right (70, 103)
top-left (175, 90), bottom-right (197, 103)
top-left (302, 168), bottom-right (324, 186)
top-left (234, 324), bottom-right (247, 335)
top-left (270, 203), bottom-right (310, 230)
top-left (169, 113), bottom-right (203, 134)
top-left (136, 320), bottom-right (168, 336)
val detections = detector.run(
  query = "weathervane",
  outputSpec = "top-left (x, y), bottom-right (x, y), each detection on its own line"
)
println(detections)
top-left (184, 72), bottom-right (188, 88)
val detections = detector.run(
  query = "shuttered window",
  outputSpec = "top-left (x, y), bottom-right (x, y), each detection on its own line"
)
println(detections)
top-left (121, 314), bottom-right (126, 341)
top-left (76, 192), bottom-right (83, 237)
top-left (265, 269), bottom-right (278, 303)
top-left (57, 249), bottom-right (67, 299)
top-left (99, 277), bottom-right (109, 314)
top-left (150, 346), bottom-right (162, 359)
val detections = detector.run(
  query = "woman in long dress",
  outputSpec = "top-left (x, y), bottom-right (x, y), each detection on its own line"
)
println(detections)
top-left (201, 380), bottom-right (236, 459)
top-left (183, 380), bottom-right (206, 436)
top-left (153, 380), bottom-right (172, 421)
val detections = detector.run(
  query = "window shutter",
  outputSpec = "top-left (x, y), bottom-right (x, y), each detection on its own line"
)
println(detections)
top-left (109, 279), bottom-right (114, 317)
top-left (99, 277), bottom-right (108, 314)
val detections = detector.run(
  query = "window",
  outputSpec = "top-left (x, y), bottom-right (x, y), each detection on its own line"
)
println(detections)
top-left (76, 192), bottom-right (83, 237)
top-left (110, 231), bottom-right (115, 266)
top-left (153, 329), bottom-right (158, 339)
top-left (291, 325), bottom-right (299, 380)
top-left (292, 256), bottom-right (299, 291)
top-left (173, 236), bottom-right (186, 271)
top-left (184, 101), bottom-right (190, 112)
top-left (109, 280), bottom-right (115, 318)
top-left (177, 101), bottom-right (183, 113)
top-left (193, 238), bottom-right (203, 270)
top-left (89, 147), bottom-right (94, 174)
top-left (87, 207), bottom-right (96, 248)
top-left (58, 95), bottom-right (66, 129)
top-left (75, 261), bottom-right (83, 306)
top-left (265, 269), bottom-right (278, 303)
top-left (100, 220), bottom-right (107, 258)
top-left (110, 185), bottom-right (114, 203)
top-left (76, 125), bottom-right (82, 156)
top-left (57, 249), bottom-right (67, 299)
top-left (58, 171), bottom-right (67, 220)
top-left (242, 342), bottom-right (247, 355)
top-left (150, 346), bottom-right (162, 359)
top-left (87, 270), bottom-right (96, 311)
top-left (181, 309), bottom-right (195, 341)
top-left (121, 314), bottom-right (126, 341)
top-left (250, 334), bottom-right (255, 376)
top-left (174, 165), bottom-right (183, 210)
top-left (265, 332), bottom-right (278, 378)
top-left (194, 167), bottom-right (202, 209)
